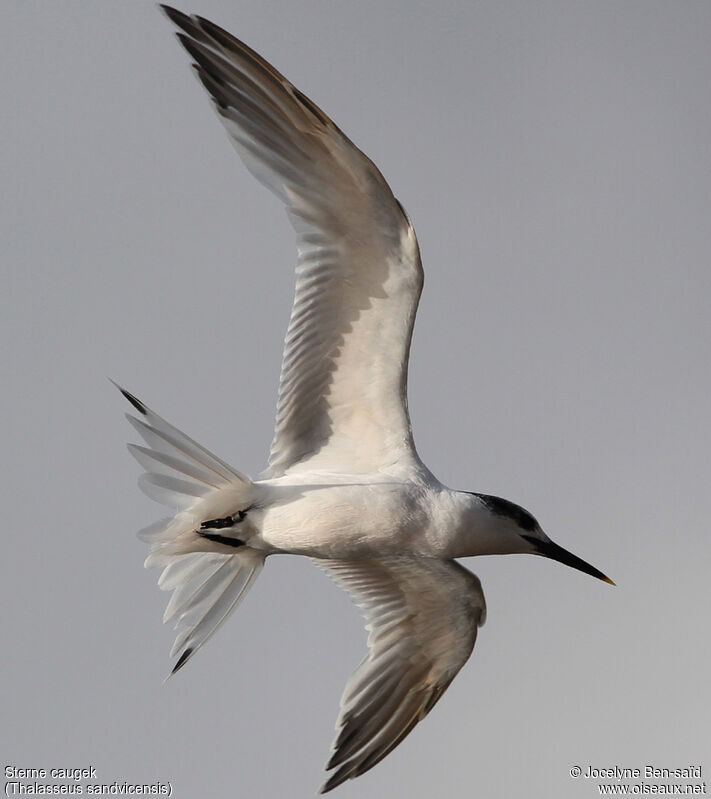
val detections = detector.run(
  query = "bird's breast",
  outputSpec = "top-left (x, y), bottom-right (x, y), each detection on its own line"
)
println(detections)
top-left (256, 479), bottom-right (438, 558)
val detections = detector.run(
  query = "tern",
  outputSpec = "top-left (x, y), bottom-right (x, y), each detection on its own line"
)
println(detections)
top-left (117, 7), bottom-right (613, 793)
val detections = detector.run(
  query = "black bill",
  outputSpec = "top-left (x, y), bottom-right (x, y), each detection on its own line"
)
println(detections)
top-left (522, 536), bottom-right (615, 585)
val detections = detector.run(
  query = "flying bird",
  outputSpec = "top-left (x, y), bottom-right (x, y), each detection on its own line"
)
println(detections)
top-left (118, 6), bottom-right (613, 793)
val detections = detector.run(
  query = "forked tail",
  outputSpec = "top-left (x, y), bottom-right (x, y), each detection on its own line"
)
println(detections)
top-left (115, 383), bottom-right (265, 675)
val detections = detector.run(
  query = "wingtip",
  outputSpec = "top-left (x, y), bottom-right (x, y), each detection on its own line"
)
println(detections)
top-left (158, 4), bottom-right (184, 24)
top-left (318, 761), bottom-right (349, 795)
top-left (111, 379), bottom-right (148, 416)
top-left (168, 647), bottom-right (194, 678)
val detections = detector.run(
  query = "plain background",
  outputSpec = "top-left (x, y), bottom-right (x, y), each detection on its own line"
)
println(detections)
top-left (2, 1), bottom-right (709, 797)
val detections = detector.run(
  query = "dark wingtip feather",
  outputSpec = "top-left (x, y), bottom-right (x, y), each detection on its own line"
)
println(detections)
top-left (121, 388), bottom-right (148, 415)
top-left (109, 379), bottom-right (147, 415)
top-left (175, 31), bottom-right (212, 70)
top-left (171, 647), bottom-right (194, 675)
top-left (318, 772), bottom-right (344, 794)
top-left (160, 5), bottom-right (215, 48)
top-left (158, 4), bottom-right (188, 26)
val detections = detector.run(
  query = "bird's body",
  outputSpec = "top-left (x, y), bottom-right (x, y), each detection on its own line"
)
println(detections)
top-left (118, 7), bottom-right (612, 793)
top-left (256, 475), bottom-right (438, 558)
top-left (230, 476), bottom-right (522, 559)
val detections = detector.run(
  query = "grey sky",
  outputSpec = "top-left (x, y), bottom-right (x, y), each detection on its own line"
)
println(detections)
top-left (2, 1), bottom-right (710, 797)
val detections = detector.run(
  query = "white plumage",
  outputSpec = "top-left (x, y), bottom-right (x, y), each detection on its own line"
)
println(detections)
top-left (117, 7), bottom-right (612, 793)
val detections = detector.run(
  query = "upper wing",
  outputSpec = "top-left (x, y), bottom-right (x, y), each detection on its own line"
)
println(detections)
top-left (162, 7), bottom-right (424, 476)
top-left (314, 557), bottom-right (486, 793)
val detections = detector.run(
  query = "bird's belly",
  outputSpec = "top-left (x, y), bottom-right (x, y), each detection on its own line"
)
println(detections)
top-left (256, 481), bottom-right (430, 558)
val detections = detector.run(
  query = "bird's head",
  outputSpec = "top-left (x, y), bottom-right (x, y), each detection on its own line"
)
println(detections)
top-left (472, 493), bottom-right (615, 585)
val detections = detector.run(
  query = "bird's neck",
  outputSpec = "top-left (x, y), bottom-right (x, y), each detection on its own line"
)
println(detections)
top-left (433, 490), bottom-right (524, 558)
